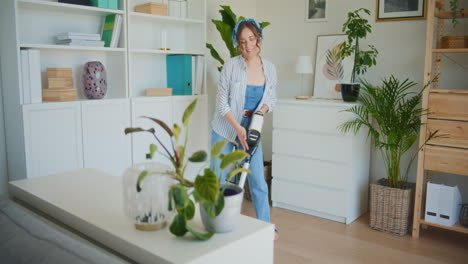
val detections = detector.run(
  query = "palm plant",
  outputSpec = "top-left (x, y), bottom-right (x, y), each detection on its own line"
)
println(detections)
top-left (339, 76), bottom-right (439, 189)
top-left (206, 5), bottom-right (270, 72)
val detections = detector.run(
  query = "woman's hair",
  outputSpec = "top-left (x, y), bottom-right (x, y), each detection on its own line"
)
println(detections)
top-left (236, 21), bottom-right (262, 53)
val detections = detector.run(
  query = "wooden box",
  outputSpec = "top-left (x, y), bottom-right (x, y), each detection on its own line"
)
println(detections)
top-left (47, 68), bottom-right (72, 78)
top-left (134, 3), bottom-right (168, 16)
top-left (441, 35), bottom-right (468, 49)
top-left (146, 88), bottom-right (172, 96)
top-left (48, 77), bottom-right (74, 89)
top-left (42, 88), bottom-right (77, 102)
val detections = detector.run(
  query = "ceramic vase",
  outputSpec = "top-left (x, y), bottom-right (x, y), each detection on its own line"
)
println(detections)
top-left (82, 61), bottom-right (107, 99)
top-left (122, 163), bottom-right (174, 231)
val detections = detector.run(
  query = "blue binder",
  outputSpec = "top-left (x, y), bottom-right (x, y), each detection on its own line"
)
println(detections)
top-left (166, 55), bottom-right (192, 96)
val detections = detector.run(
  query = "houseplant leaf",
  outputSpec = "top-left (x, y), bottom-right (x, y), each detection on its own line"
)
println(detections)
top-left (220, 150), bottom-right (249, 169)
top-left (188, 150), bottom-right (207, 162)
top-left (142, 116), bottom-right (173, 137)
top-left (182, 99), bottom-right (197, 127)
top-left (146, 144), bottom-right (157, 160)
top-left (170, 214), bottom-right (187, 236)
top-left (211, 140), bottom-right (229, 157)
top-left (186, 225), bottom-right (214, 240)
top-left (124, 127), bottom-right (155, 135)
top-left (194, 168), bottom-right (219, 203)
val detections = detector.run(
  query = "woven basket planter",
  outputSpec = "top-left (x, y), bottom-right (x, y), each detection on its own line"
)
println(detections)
top-left (369, 179), bottom-right (415, 236)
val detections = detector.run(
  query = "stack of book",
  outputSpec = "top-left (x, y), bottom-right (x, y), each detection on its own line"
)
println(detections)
top-left (42, 68), bottom-right (77, 102)
top-left (101, 14), bottom-right (122, 48)
top-left (56, 32), bottom-right (105, 47)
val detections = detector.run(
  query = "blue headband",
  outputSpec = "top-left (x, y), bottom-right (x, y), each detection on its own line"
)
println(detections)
top-left (232, 18), bottom-right (263, 48)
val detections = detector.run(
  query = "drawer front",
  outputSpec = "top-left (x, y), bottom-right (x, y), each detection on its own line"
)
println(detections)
top-left (427, 119), bottom-right (468, 149)
top-left (272, 178), bottom-right (348, 217)
top-left (425, 145), bottom-right (468, 176)
top-left (273, 129), bottom-right (352, 162)
top-left (272, 153), bottom-right (350, 190)
top-left (273, 104), bottom-right (354, 134)
top-left (428, 93), bottom-right (468, 121)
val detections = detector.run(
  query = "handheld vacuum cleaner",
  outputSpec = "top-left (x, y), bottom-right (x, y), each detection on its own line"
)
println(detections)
top-left (238, 112), bottom-right (264, 189)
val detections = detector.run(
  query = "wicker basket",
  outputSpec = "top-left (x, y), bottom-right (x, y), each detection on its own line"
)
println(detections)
top-left (369, 179), bottom-right (415, 236)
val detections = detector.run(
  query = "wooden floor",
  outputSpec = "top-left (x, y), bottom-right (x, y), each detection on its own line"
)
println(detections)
top-left (241, 200), bottom-right (468, 264)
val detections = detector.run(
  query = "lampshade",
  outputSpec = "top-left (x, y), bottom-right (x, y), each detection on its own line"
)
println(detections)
top-left (295, 56), bottom-right (313, 74)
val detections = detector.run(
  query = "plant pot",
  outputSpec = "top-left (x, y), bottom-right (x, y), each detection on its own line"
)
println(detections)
top-left (122, 163), bottom-right (174, 231)
top-left (369, 179), bottom-right (415, 236)
top-left (200, 183), bottom-right (244, 233)
top-left (341, 83), bottom-right (360, 102)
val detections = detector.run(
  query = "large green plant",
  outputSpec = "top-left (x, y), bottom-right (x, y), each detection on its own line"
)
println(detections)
top-left (124, 99), bottom-right (250, 240)
top-left (339, 76), bottom-right (439, 189)
top-left (206, 5), bottom-right (270, 72)
top-left (338, 8), bottom-right (378, 83)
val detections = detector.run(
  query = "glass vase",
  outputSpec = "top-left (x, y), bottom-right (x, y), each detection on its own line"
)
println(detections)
top-left (82, 61), bottom-right (107, 99)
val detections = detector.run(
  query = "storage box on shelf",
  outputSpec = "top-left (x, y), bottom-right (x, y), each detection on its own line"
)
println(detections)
top-left (0, 0), bottom-right (208, 180)
top-left (412, 0), bottom-right (468, 238)
top-left (134, 3), bottom-right (168, 16)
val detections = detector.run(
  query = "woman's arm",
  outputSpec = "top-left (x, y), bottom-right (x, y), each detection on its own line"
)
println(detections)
top-left (224, 112), bottom-right (248, 151)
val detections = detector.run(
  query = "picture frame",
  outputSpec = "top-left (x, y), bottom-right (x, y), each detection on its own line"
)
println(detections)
top-left (306, 0), bottom-right (327, 22)
top-left (376, 0), bottom-right (427, 22)
top-left (313, 35), bottom-right (354, 99)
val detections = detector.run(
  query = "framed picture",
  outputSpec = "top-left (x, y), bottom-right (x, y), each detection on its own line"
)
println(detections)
top-left (313, 35), bottom-right (354, 99)
top-left (376, 0), bottom-right (427, 22)
top-left (306, 0), bottom-right (327, 22)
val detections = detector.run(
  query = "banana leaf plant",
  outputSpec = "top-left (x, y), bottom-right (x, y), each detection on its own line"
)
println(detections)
top-left (206, 5), bottom-right (270, 72)
top-left (124, 99), bottom-right (250, 240)
top-left (339, 76), bottom-right (442, 189)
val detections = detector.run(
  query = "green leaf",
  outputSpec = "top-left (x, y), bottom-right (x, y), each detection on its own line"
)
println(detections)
top-left (173, 124), bottom-right (181, 144)
top-left (186, 224), bottom-right (214, 240)
top-left (203, 201), bottom-right (216, 218)
top-left (211, 140), bottom-right (230, 157)
top-left (259, 21), bottom-right (270, 28)
top-left (169, 214), bottom-right (187, 237)
top-left (124, 127), bottom-right (155, 135)
top-left (219, 5), bottom-right (237, 27)
top-left (206, 43), bottom-right (224, 67)
top-left (227, 168), bottom-right (251, 182)
top-left (182, 99), bottom-right (198, 127)
top-left (195, 168), bottom-right (220, 203)
top-left (146, 144), bottom-right (157, 160)
top-left (220, 150), bottom-right (249, 169)
top-left (188, 150), bottom-right (207, 162)
top-left (215, 193), bottom-right (225, 216)
top-left (171, 185), bottom-right (189, 210)
top-left (212, 19), bottom-right (238, 57)
top-left (136, 170), bottom-right (149, 192)
top-left (141, 117), bottom-right (173, 137)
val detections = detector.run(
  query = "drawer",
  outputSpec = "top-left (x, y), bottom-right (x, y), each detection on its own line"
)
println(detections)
top-left (427, 119), bottom-right (468, 149)
top-left (424, 145), bottom-right (468, 176)
top-left (273, 103), bottom-right (355, 134)
top-left (272, 153), bottom-right (349, 190)
top-left (273, 129), bottom-right (352, 162)
top-left (428, 92), bottom-right (468, 121)
top-left (272, 178), bottom-right (348, 217)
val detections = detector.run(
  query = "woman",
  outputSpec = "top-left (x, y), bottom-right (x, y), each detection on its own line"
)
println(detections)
top-left (210, 18), bottom-right (278, 239)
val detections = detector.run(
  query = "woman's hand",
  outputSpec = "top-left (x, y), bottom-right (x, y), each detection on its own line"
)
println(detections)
top-left (235, 124), bottom-right (249, 151)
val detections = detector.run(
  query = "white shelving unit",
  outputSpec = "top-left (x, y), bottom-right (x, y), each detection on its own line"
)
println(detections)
top-left (0, 0), bottom-right (208, 180)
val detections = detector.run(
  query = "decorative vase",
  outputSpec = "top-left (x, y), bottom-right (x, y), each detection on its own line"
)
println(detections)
top-left (200, 183), bottom-right (244, 233)
top-left (122, 163), bottom-right (174, 231)
top-left (341, 83), bottom-right (360, 102)
top-left (82, 61), bottom-right (107, 99)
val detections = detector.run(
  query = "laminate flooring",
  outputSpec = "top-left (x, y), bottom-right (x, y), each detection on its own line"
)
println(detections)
top-left (241, 199), bottom-right (468, 264)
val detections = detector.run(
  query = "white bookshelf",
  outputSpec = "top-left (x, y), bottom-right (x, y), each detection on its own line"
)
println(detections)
top-left (0, 0), bottom-right (208, 180)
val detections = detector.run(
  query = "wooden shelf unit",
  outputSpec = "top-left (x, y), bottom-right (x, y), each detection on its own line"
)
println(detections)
top-left (412, 0), bottom-right (468, 238)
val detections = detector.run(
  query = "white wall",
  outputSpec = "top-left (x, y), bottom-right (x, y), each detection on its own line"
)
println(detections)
top-left (206, 0), bottom-right (467, 189)
top-left (0, 59), bottom-right (8, 196)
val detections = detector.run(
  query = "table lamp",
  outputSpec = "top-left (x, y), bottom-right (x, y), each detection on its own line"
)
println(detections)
top-left (295, 55), bottom-right (313, 99)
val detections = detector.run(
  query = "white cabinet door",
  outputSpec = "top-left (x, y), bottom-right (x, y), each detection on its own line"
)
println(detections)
top-left (23, 102), bottom-right (83, 178)
top-left (131, 97), bottom-right (173, 167)
top-left (81, 99), bottom-right (132, 177)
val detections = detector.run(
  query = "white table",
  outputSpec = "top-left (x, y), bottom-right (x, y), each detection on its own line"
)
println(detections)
top-left (9, 168), bottom-right (274, 264)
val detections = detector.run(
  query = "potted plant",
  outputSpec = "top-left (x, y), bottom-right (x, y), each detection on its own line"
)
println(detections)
top-left (124, 99), bottom-right (250, 240)
top-left (206, 5), bottom-right (270, 71)
top-left (339, 75), bottom-right (439, 235)
top-left (338, 8), bottom-right (378, 102)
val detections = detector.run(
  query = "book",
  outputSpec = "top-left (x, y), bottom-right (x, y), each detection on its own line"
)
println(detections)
top-left (56, 39), bottom-right (105, 47)
top-left (101, 14), bottom-right (122, 48)
top-left (20, 50), bottom-right (30, 104)
top-left (166, 55), bottom-right (192, 96)
top-left (194, 55), bottom-right (205, 95)
top-left (28, 49), bottom-right (42, 104)
top-left (57, 32), bottom-right (101, 41)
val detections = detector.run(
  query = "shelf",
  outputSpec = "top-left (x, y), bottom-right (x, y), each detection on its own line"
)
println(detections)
top-left (129, 48), bottom-right (204, 56)
top-left (129, 12), bottom-right (204, 24)
top-left (434, 10), bottom-right (468, 19)
top-left (20, 44), bottom-right (125, 52)
top-left (430, 89), bottom-right (468, 94)
top-left (433, 48), bottom-right (468, 53)
top-left (419, 219), bottom-right (468, 234)
top-left (17, 0), bottom-right (124, 15)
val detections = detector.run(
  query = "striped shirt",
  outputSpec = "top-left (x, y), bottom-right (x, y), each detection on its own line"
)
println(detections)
top-left (211, 55), bottom-right (277, 141)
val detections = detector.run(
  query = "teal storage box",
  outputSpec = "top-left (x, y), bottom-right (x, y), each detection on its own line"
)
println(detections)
top-left (166, 55), bottom-right (192, 96)
top-left (91, 0), bottom-right (107, 8)
top-left (108, 0), bottom-right (118, 9)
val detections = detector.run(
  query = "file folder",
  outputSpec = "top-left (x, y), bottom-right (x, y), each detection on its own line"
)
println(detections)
top-left (166, 55), bottom-right (192, 96)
